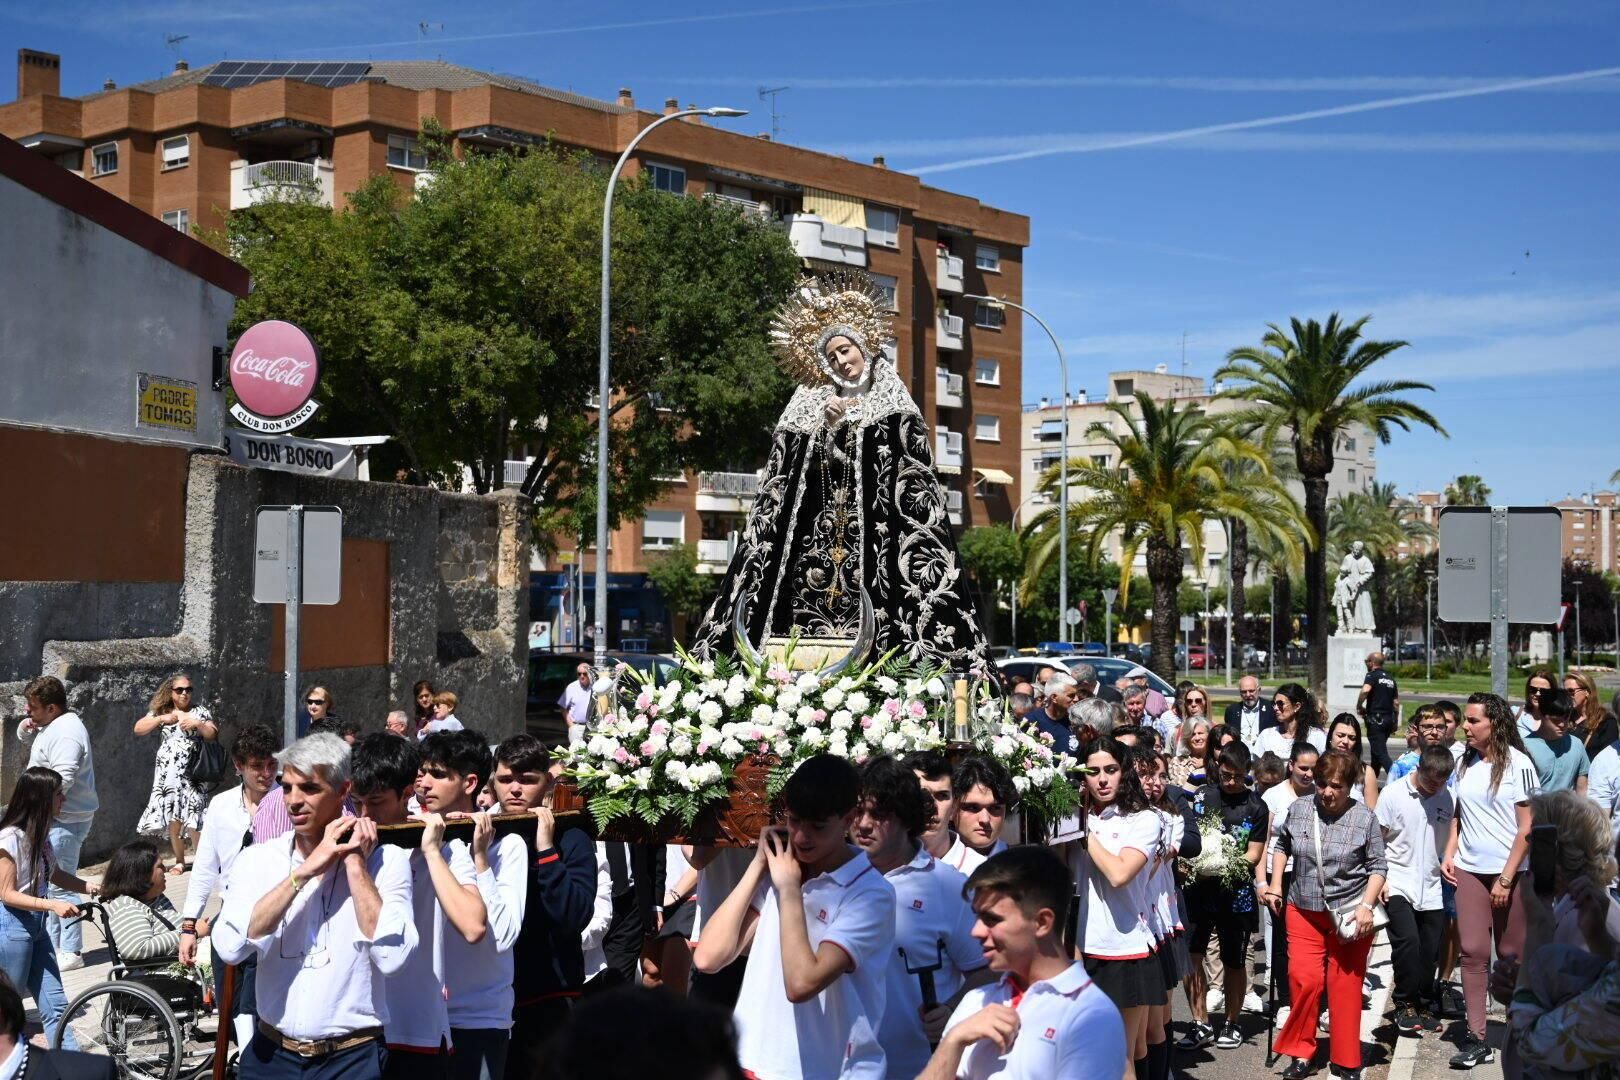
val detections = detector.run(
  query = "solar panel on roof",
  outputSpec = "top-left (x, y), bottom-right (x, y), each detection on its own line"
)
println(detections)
top-left (199, 60), bottom-right (371, 90)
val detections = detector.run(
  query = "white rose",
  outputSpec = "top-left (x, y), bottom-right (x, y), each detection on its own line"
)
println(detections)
top-left (605, 773), bottom-right (627, 792)
top-left (723, 688), bottom-right (746, 709)
top-left (875, 676), bottom-right (899, 695)
top-left (829, 710), bottom-right (854, 731)
top-left (925, 677), bottom-right (947, 698)
top-left (772, 710), bottom-right (792, 730)
top-left (665, 760), bottom-right (689, 782)
top-left (852, 740), bottom-right (871, 759)
top-left (751, 703), bottom-right (775, 724)
top-left (773, 737), bottom-right (793, 757)
top-left (1013, 775), bottom-right (1031, 794)
top-left (845, 691), bottom-right (870, 715)
top-left (796, 673), bottom-right (820, 692)
top-left (801, 726), bottom-right (825, 748)
top-left (698, 725), bottom-right (723, 746)
top-left (631, 767), bottom-right (653, 789)
top-left (758, 684), bottom-right (776, 700)
top-left (699, 660), bottom-right (716, 678)
top-left (829, 736), bottom-right (849, 758)
top-left (796, 705), bottom-right (818, 725)
top-left (670, 734), bottom-right (694, 757)
top-left (904, 679), bottom-right (925, 698)
top-left (719, 737), bottom-right (745, 758)
top-left (881, 731), bottom-right (906, 752)
top-left (822, 687), bottom-right (846, 710)
top-left (777, 688), bottom-right (802, 712)
top-left (699, 701), bottom-right (723, 724)
top-left (836, 677), bottom-right (855, 692)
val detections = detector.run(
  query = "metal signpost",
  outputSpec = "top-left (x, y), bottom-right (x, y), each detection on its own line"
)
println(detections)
top-left (1438, 506), bottom-right (1561, 697)
top-left (1102, 587), bottom-right (1118, 655)
top-left (254, 505), bottom-right (343, 745)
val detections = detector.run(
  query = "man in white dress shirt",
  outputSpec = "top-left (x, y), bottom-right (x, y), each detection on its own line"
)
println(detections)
top-left (214, 733), bottom-right (416, 1080)
top-left (557, 664), bottom-right (594, 744)
top-left (921, 846), bottom-right (1126, 1080)
top-left (180, 723), bottom-right (279, 1050)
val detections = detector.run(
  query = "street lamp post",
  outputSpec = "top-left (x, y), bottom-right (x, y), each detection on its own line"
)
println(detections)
top-left (1425, 568), bottom-right (1437, 682)
top-left (1103, 587), bottom-right (1118, 657)
top-left (1574, 578), bottom-right (1584, 667)
top-left (967, 294), bottom-right (1068, 643)
top-left (1268, 580), bottom-right (1276, 682)
top-left (1202, 579), bottom-right (1211, 677)
top-left (595, 105), bottom-right (747, 670)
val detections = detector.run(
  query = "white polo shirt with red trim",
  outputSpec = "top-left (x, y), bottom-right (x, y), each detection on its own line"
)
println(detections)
top-left (1079, 806), bottom-right (1160, 959)
top-left (942, 962), bottom-right (1127, 1080)
top-left (734, 847), bottom-right (897, 1080)
top-left (880, 846), bottom-right (988, 1080)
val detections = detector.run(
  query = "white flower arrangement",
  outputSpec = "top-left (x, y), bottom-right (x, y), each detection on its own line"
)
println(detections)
top-left (563, 641), bottom-right (1086, 834)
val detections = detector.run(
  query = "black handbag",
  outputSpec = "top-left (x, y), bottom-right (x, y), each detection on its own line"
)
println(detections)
top-left (187, 733), bottom-right (230, 787)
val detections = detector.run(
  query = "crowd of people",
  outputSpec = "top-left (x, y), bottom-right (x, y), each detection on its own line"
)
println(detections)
top-left (6, 652), bottom-right (1620, 1080)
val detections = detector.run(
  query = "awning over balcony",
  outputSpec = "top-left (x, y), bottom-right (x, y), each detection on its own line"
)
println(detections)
top-left (974, 467), bottom-right (1014, 485)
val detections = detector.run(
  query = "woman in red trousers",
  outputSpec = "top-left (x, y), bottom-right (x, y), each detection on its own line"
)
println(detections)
top-left (1262, 749), bottom-right (1387, 1080)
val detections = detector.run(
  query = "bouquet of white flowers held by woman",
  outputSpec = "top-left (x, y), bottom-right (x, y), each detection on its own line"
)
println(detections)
top-left (562, 642), bottom-right (950, 832)
top-left (1179, 807), bottom-right (1257, 889)
top-left (971, 698), bottom-right (1083, 826)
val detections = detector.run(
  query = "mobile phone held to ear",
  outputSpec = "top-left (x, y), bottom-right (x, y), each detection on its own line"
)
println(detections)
top-left (1530, 823), bottom-right (1558, 898)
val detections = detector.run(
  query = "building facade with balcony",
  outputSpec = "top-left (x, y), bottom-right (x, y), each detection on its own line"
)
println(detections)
top-left (1019, 365), bottom-right (1377, 588)
top-left (2, 50), bottom-right (1029, 647)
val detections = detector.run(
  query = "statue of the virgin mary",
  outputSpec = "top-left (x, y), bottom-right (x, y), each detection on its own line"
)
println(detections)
top-left (691, 272), bottom-right (989, 675)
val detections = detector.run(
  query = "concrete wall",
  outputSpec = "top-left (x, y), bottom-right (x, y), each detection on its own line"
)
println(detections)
top-left (2, 449), bottom-right (530, 860)
top-left (0, 166), bottom-right (235, 450)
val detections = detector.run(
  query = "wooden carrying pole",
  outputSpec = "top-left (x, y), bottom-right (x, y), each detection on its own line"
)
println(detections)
top-left (372, 810), bottom-right (586, 848)
top-left (212, 964), bottom-right (235, 1080)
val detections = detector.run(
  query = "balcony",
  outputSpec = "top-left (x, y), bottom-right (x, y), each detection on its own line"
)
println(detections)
top-left (229, 158), bottom-right (335, 209)
top-left (705, 192), bottom-right (771, 221)
top-left (696, 538), bottom-right (735, 572)
top-left (936, 371), bottom-right (964, 409)
top-left (937, 252), bottom-right (964, 293)
top-left (785, 214), bottom-right (868, 267)
top-left (935, 428), bottom-right (964, 473)
top-left (945, 488), bottom-right (964, 525)
top-left (937, 313), bottom-right (964, 351)
top-left (696, 470), bottom-right (762, 513)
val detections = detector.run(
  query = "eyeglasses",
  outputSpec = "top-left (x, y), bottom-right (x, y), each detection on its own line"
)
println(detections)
top-left (1417, 725), bottom-right (1447, 734)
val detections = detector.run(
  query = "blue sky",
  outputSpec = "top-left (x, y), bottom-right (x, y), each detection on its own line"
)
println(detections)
top-left (9, 0), bottom-right (1618, 503)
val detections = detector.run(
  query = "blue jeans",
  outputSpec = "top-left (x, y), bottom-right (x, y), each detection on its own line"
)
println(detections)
top-left (0, 905), bottom-right (72, 1048)
top-left (46, 819), bottom-right (90, 955)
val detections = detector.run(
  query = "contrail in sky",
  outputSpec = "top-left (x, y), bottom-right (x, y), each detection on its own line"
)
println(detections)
top-left (301, 1), bottom-right (924, 54)
top-left (905, 63), bottom-right (1620, 175)
top-left (660, 73), bottom-right (1620, 93)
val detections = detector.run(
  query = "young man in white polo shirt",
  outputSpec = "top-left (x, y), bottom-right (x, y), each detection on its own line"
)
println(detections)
top-left (351, 733), bottom-right (482, 1080)
top-left (853, 755), bottom-right (991, 1080)
top-left (694, 754), bottom-right (896, 1080)
top-left (214, 733), bottom-right (417, 1080)
top-left (1375, 744), bottom-right (1455, 1036)
top-left (417, 731), bottom-right (527, 1080)
top-left (905, 751), bottom-right (982, 876)
top-left (953, 756), bottom-right (1016, 864)
top-left (923, 846), bottom-right (1126, 1080)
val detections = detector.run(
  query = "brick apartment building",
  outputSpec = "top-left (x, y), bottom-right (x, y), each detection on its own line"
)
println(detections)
top-left (1021, 364), bottom-right (1377, 587)
top-left (3, 49), bottom-right (1029, 648)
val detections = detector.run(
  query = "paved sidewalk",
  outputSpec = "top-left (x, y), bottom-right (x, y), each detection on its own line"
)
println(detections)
top-left (1387, 987), bottom-right (1507, 1080)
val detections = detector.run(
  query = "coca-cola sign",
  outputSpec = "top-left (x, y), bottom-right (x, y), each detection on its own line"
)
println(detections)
top-left (229, 321), bottom-right (320, 423)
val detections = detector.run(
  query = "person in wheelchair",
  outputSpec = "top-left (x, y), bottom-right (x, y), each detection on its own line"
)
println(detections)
top-left (100, 842), bottom-right (197, 967)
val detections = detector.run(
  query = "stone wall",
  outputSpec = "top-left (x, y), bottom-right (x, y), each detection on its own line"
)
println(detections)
top-left (2, 450), bottom-right (529, 860)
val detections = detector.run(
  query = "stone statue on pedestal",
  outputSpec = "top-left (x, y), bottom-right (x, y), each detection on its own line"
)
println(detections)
top-left (1333, 540), bottom-right (1377, 636)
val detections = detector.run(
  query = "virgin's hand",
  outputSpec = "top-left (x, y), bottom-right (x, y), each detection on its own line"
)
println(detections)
top-left (823, 397), bottom-right (851, 425)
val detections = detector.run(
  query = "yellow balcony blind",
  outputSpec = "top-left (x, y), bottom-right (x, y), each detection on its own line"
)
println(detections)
top-left (802, 187), bottom-right (865, 229)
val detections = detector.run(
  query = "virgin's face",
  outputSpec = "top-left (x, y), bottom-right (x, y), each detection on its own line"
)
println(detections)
top-left (825, 336), bottom-right (866, 382)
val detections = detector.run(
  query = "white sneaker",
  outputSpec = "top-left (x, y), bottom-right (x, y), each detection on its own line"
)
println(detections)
top-left (57, 952), bottom-right (83, 972)
top-left (1243, 990), bottom-right (1265, 1014)
top-left (1206, 989), bottom-right (1226, 1013)
top-left (1274, 1005), bottom-right (1292, 1025)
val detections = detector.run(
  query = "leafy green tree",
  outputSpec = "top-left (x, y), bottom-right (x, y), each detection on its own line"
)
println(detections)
top-left (645, 543), bottom-right (714, 646)
top-left (1027, 395), bottom-right (1308, 681)
top-left (1217, 315), bottom-right (1445, 696)
top-left (223, 140), bottom-right (802, 547)
top-left (958, 525), bottom-right (1024, 644)
top-left (1444, 474), bottom-right (1492, 506)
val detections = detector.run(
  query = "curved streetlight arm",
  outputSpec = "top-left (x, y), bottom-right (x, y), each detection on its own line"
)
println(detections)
top-left (966, 293), bottom-right (1070, 644)
top-left (595, 108), bottom-right (745, 670)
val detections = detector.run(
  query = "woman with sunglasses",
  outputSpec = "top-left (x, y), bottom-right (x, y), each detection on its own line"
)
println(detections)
top-left (1515, 668), bottom-right (1555, 742)
top-left (1562, 670), bottom-right (1617, 757)
top-left (134, 672), bottom-right (218, 874)
top-left (1325, 714), bottom-right (1379, 809)
top-left (1256, 684), bottom-right (1328, 763)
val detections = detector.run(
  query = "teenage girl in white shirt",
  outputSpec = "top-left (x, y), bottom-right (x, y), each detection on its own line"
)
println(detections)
top-left (1080, 736), bottom-right (1166, 1080)
top-left (1128, 745), bottom-right (1188, 1080)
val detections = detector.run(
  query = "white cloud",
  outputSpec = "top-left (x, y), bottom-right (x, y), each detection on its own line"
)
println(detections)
top-left (1401, 322), bottom-right (1620, 381)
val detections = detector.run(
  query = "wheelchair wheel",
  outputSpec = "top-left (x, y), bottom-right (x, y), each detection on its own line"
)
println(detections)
top-left (55, 979), bottom-right (183, 1080)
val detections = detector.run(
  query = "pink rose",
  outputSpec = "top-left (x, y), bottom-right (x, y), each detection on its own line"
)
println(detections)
top-left (908, 701), bottom-right (927, 718)
top-left (883, 700), bottom-right (901, 716)
top-left (640, 739), bottom-right (658, 757)
top-left (697, 742), bottom-right (711, 755)
top-left (651, 720), bottom-right (671, 736)
top-left (860, 716), bottom-right (875, 730)
top-left (635, 691), bottom-right (652, 711)
top-left (647, 704), bottom-right (660, 717)
top-left (613, 748), bottom-right (630, 764)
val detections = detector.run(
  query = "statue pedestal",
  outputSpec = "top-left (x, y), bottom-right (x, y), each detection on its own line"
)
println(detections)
top-left (1327, 634), bottom-right (1380, 717)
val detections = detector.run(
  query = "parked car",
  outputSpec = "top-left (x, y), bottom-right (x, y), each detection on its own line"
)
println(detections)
top-left (1398, 641), bottom-right (1427, 661)
top-left (1110, 642), bottom-right (1144, 664)
top-left (526, 649), bottom-right (682, 745)
top-left (1078, 655), bottom-right (1176, 699)
top-left (1186, 646), bottom-right (1211, 670)
top-left (993, 655), bottom-right (1176, 700)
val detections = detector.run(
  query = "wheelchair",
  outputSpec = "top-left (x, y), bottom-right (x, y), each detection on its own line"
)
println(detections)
top-left (50, 902), bottom-right (224, 1080)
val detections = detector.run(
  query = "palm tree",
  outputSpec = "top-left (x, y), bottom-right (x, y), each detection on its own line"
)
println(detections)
top-left (1444, 474), bottom-right (1492, 506)
top-left (1020, 393), bottom-right (1308, 681)
top-left (1217, 315), bottom-right (1445, 696)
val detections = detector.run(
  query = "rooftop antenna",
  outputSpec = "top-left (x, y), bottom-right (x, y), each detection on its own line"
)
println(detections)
top-left (418, 21), bottom-right (444, 37)
top-left (164, 33), bottom-right (190, 70)
top-left (1180, 331), bottom-right (1188, 390)
top-left (758, 85), bottom-right (789, 140)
